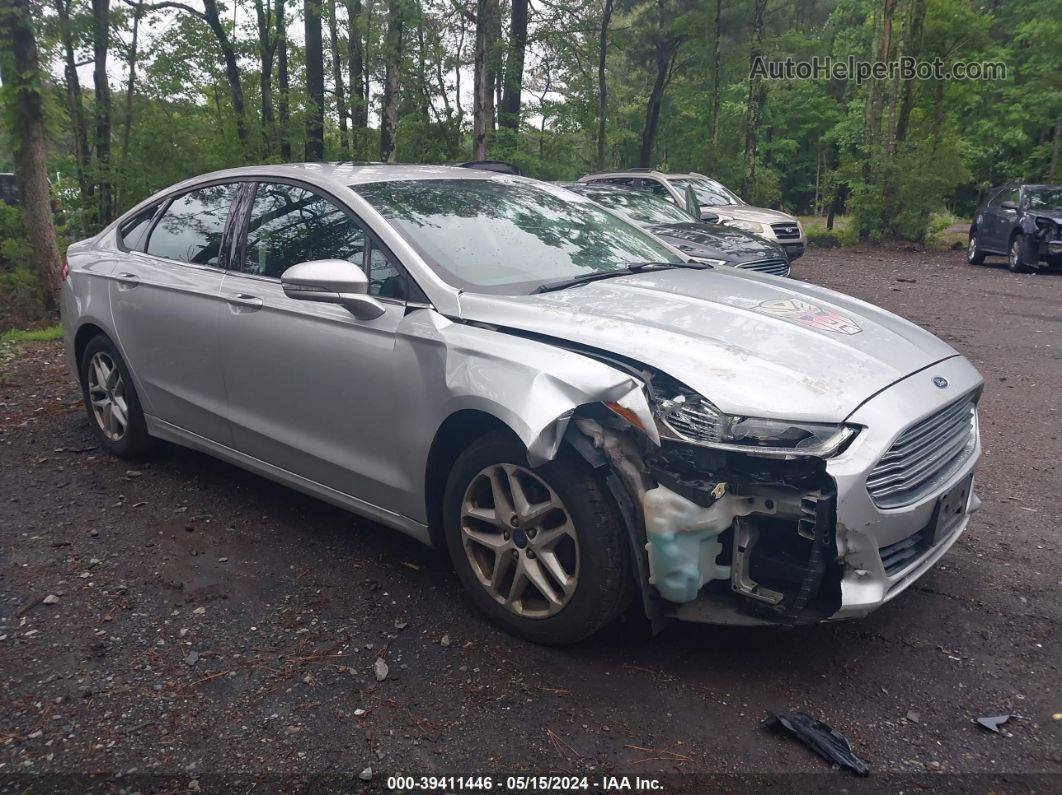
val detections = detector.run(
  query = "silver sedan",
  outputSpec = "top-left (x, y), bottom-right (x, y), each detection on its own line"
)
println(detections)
top-left (60, 164), bottom-right (982, 644)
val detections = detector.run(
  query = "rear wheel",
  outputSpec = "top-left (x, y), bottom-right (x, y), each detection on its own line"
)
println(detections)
top-left (443, 432), bottom-right (632, 645)
top-left (79, 335), bottom-right (152, 458)
top-left (1008, 233), bottom-right (1030, 273)
top-left (967, 231), bottom-right (985, 265)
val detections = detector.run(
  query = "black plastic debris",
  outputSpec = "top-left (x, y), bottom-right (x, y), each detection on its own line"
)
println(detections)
top-left (976, 715), bottom-right (1012, 733)
top-left (765, 711), bottom-right (871, 776)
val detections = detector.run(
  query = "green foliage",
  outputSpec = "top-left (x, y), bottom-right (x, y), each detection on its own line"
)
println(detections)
top-left (0, 324), bottom-right (62, 343)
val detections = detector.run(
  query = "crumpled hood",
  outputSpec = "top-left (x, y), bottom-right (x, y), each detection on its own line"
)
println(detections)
top-left (1029, 208), bottom-right (1062, 224)
top-left (647, 222), bottom-right (785, 263)
top-left (457, 268), bottom-right (958, 422)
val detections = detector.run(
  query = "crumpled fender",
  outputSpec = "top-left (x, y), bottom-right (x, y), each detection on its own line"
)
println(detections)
top-left (395, 310), bottom-right (657, 469)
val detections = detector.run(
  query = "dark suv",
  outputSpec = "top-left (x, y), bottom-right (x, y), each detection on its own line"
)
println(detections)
top-left (968, 183), bottom-right (1062, 272)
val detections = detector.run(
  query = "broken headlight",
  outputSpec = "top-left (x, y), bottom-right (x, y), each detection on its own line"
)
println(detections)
top-left (650, 385), bottom-right (856, 458)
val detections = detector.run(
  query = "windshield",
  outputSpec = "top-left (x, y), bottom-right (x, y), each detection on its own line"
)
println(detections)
top-left (1027, 187), bottom-right (1062, 210)
top-left (671, 178), bottom-right (744, 207)
top-left (353, 179), bottom-right (682, 294)
top-left (578, 188), bottom-right (695, 226)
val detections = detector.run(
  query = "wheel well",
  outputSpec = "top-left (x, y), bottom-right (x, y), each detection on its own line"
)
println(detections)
top-left (424, 410), bottom-right (517, 549)
top-left (74, 323), bottom-right (107, 369)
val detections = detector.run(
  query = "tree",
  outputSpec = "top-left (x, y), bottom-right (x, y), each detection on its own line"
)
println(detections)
top-left (498, 0), bottom-right (528, 131)
top-left (344, 0), bottom-right (366, 156)
top-left (52, 0), bottom-right (92, 212)
top-left (277, 3), bottom-right (292, 160)
top-left (742, 0), bottom-right (767, 195)
top-left (471, 0), bottom-right (499, 158)
top-left (379, 0), bottom-right (403, 161)
top-left (305, 0), bottom-right (325, 160)
top-left (327, 0), bottom-right (350, 158)
top-left (0, 0), bottom-right (63, 313)
top-left (92, 0), bottom-right (113, 223)
top-left (595, 0), bottom-right (612, 169)
top-left (253, 0), bottom-right (283, 157)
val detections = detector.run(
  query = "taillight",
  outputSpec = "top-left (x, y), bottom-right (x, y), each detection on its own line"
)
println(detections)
top-left (59, 259), bottom-right (69, 281)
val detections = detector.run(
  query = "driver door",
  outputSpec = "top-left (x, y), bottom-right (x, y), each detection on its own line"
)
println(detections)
top-left (218, 180), bottom-right (414, 509)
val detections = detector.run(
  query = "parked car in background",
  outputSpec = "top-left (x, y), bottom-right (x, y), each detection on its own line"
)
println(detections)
top-left (558, 182), bottom-right (791, 276)
top-left (61, 163), bottom-right (982, 645)
top-left (968, 183), bottom-right (1062, 272)
top-left (0, 173), bottom-right (20, 205)
top-left (579, 169), bottom-right (806, 260)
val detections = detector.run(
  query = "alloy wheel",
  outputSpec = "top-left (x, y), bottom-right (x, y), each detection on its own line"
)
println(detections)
top-left (968, 236), bottom-right (977, 260)
top-left (87, 351), bottom-right (129, 441)
top-left (459, 463), bottom-right (580, 619)
top-left (1010, 238), bottom-right (1022, 270)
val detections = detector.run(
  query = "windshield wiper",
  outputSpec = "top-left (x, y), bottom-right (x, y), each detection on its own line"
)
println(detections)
top-left (533, 262), bottom-right (707, 294)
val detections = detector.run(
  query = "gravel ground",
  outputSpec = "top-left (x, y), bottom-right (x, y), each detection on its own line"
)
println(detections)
top-left (1, 246), bottom-right (1060, 793)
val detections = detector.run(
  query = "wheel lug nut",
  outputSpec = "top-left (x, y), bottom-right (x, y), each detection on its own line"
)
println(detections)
top-left (503, 532), bottom-right (510, 540)
top-left (510, 516), bottom-right (519, 528)
top-left (526, 550), bottom-right (536, 559)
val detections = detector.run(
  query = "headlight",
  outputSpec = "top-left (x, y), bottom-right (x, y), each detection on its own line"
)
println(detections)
top-left (721, 219), bottom-right (766, 235)
top-left (649, 383), bottom-right (856, 457)
top-left (687, 256), bottom-right (728, 267)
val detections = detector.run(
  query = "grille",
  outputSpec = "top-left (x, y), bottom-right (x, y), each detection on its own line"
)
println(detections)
top-left (878, 529), bottom-right (931, 576)
top-left (663, 398), bottom-right (723, 444)
top-left (739, 258), bottom-right (790, 277)
top-left (771, 223), bottom-right (801, 240)
top-left (867, 393), bottom-right (977, 509)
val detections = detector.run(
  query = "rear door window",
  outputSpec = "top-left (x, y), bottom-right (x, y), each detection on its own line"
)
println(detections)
top-left (145, 184), bottom-right (239, 266)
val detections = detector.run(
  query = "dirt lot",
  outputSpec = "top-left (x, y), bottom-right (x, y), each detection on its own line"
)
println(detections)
top-left (1, 247), bottom-right (1060, 792)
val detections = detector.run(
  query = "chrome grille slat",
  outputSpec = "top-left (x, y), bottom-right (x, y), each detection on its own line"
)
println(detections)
top-left (771, 223), bottom-right (801, 240)
top-left (738, 258), bottom-right (790, 276)
top-left (867, 393), bottom-right (977, 509)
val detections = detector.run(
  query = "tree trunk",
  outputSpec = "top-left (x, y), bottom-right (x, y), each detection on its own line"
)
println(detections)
top-left (1051, 117), bottom-right (1060, 182)
top-left (638, 44), bottom-right (675, 168)
top-left (472, 0), bottom-right (499, 159)
top-left (278, 7), bottom-right (291, 160)
top-left (895, 0), bottom-right (925, 143)
top-left (379, 0), bottom-right (403, 162)
top-left (595, 0), bottom-right (613, 170)
top-left (253, 0), bottom-right (279, 157)
top-left (201, 0), bottom-right (250, 156)
top-left (710, 0), bottom-right (721, 145)
top-left (119, 0), bottom-right (143, 199)
top-left (53, 0), bottom-right (91, 213)
top-left (304, 0), bottom-right (325, 160)
top-left (0, 0), bottom-right (63, 314)
top-left (344, 0), bottom-right (366, 157)
top-left (498, 0), bottom-right (528, 131)
top-left (327, 0), bottom-right (350, 158)
top-left (92, 0), bottom-right (113, 225)
top-left (742, 0), bottom-right (767, 196)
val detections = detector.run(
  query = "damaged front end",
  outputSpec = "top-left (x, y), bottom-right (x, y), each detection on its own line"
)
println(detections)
top-left (568, 368), bottom-right (851, 628)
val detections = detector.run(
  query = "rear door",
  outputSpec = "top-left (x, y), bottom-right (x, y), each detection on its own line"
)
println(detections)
top-left (218, 180), bottom-right (414, 508)
top-left (108, 182), bottom-right (241, 443)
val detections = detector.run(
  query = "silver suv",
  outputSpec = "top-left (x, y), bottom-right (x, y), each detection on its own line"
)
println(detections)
top-left (579, 169), bottom-right (806, 260)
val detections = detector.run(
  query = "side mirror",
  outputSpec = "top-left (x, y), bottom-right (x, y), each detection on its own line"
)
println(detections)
top-left (280, 259), bottom-right (386, 320)
top-left (1000, 200), bottom-right (1018, 211)
top-left (701, 212), bottom-right (720, 223)
top-left (683, 185), bottom-right (700, 219)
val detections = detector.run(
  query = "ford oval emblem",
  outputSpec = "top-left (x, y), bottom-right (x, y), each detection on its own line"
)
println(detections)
top-left (932, 376), bottom-right (949, 389)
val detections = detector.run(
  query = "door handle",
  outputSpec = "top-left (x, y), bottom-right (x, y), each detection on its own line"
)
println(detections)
top-left (116, 272), bottom-right (139, 289)
top-left (226, 292), bottom-right (264, 311)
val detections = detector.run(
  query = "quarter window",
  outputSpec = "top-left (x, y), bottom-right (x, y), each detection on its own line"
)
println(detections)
top-left (242, 183), bottom-right (366, 279)
top-left (119, 204), bottom-right (160, 251)
top-left (146, 184), bottom-right (238, 266)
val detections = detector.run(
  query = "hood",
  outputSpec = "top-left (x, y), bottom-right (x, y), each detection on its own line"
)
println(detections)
top-left (647, 222), bottom-right (785, 263)
top-left (457, 268), bottom-right (958, 423)
top-left (1029, 208), bottom-right (1062, 223)
top-left (708, 205), bottom-right (797, 225)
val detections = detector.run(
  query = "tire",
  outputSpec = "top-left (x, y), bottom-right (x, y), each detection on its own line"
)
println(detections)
top-left (1008, 233), bottom-right (1030, 273)
top-left (966, 231), bottom-right (985, 265)
top-left (442, 431), bottom-right (633, 645)
top-left (78, 334), bottom-right (152, 458)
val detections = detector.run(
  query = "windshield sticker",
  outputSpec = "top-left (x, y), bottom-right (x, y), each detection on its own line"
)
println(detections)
top-left (753, 298), bottom-right (862, 335)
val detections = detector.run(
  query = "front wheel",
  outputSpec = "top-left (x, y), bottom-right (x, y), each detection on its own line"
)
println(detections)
top-left (442, 432), bottom-right (632, 645)
top-left (79, 335), bottom-right (152, 458)
top-left (1008, 233), bottom-right (1031, 273)
top-left (967, 232), bottom-right (985, 265)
